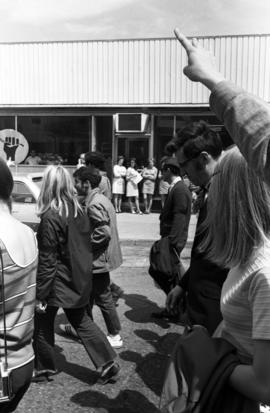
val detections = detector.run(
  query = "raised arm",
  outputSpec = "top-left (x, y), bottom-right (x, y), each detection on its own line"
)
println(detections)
top-left (174, 29), bottom-right (270, 184)
top-left (174, 29), bottom-right (225, 91)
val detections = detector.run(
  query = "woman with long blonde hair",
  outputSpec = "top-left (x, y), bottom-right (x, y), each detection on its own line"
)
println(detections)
top-left (33, 165), bottom-right (119, 384)
top-left (201, 146), bottom-right (270, 406)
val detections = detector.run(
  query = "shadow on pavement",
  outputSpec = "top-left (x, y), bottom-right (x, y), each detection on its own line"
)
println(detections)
top-left (134, 329), bottom-right (182, 355)
top-left (123, 293), bottom-right (171, 329)
top-left (54, 345), bottom-right (98, 385)
top-left (119, 330), bottom-right (181, 396)
top-left (70, 389), bottom-right (161, 413)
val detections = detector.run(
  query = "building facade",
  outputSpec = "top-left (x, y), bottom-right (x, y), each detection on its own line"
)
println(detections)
top-left (0, 34), bottom-right (269, 170)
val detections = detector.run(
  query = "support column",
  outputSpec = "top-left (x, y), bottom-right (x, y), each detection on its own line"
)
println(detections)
top-left (91, 115), bottom-right (96, 151)
top-left (149, 114), bottom-right (154, 159)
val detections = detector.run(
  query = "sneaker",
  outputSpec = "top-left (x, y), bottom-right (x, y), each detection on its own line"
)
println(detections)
top-left (107, 334), bottom-right (123, 348)
top-left (59, 324), bottom-right (79, 339)
top-left (97, 362), bottom-right (120, 385)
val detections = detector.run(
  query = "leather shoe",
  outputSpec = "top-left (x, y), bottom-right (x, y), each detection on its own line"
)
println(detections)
top-left (97, 362), bottom-right (120, 385)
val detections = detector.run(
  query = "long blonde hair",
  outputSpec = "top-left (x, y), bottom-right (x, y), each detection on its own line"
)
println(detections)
top-left (37, 165), bottom-right (82, 217)
top-left (201, 146), bottom-right (270, 268)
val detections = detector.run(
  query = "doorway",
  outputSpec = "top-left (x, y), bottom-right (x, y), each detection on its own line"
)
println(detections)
top-left (116, 136), bottom-right (149, 169)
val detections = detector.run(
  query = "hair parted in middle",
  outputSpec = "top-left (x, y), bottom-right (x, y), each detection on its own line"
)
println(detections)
top-left (200, 146), bottom-right (270, 268)
top-left (37, 165), bottom-right (82, 218)
top-left (129, 158), bottom-right (137, 167)
top-left (166, 120), bottom-right (222, 160)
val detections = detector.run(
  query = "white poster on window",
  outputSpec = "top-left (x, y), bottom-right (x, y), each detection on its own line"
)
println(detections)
top-left (0, 129), bottom-right (29, 164)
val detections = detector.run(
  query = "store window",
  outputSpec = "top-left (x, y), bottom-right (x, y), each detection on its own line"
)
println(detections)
top-left (95, 116), bottom-right (113, 179)
top-left (154, 116), bottom-right (174, 166)
top-left (17, 116), bottom-right (91, 165)
top-left (0, 116), bottom-right (15, 130)
top-left (12, 182), bottom-right (35, 204)
top-left (95, 116), bottom-right (113, 158)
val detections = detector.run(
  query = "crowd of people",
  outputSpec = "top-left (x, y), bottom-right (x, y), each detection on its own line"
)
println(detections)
top-left (1, 28), bottom-right (270, 413)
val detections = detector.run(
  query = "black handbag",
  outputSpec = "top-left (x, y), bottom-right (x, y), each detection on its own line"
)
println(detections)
top-left (149, 237), bottom-right (185, 283)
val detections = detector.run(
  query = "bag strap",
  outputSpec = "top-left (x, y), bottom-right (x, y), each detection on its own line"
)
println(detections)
top-left (0, 247), bottom-right (9, 371)
top-left (172, 247), bottom-right (181, 263)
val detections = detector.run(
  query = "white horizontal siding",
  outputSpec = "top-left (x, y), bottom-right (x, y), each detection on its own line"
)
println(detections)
top-left (0, 35), bottom-right (269, 106)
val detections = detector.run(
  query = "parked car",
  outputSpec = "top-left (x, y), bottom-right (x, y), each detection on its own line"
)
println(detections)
top-left (11, 172), bottom-right (43, 231)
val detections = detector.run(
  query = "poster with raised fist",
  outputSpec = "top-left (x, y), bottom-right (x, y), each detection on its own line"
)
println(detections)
top-left (0, 129), bottom-right (29, 164)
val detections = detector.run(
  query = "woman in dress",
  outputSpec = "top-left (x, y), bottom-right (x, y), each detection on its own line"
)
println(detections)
top-left (126, 158), bottom-right (142, 214)
top-left (112, 156), bottom-right (126, 213)
top-left (33, 165), bottom-right (119, 385)
top-left (142, 158), bottom-right (158, 214)
top-left (158, 156), bottom-right (170, 209)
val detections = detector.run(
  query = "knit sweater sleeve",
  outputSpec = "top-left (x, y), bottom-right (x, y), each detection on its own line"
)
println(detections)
top-left (249, 267), bottom-right (270, 340)
top-left (210, 81), bottom-right (270, 185)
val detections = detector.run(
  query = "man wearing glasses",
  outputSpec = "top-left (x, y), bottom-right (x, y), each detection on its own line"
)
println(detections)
top-left (166, 121), bottom-right (228, 334)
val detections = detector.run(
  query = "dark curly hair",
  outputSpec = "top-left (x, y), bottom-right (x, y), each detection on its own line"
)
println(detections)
top-left (166, 121), bottom-right (222, 160)
top-left (80, 170), bottom-right (101, 189)
top-left (84, 151), bottom-right (105, 170)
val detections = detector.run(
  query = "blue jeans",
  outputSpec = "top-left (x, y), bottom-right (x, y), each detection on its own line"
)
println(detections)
top-left (88, 272), bottom-right (121, 336)
top-left (33, 306), bottom-right (116, 372)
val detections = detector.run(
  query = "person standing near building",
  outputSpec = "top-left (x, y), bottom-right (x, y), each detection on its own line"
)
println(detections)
top-left (0, 159), bottom-right (38, 412)
top-left (142, 158), bottom-right (158, 214)
top-left (24, 149), bottom-right (42, 165)
top-left (112, 156), bottom-right (126, 213)
top-left (126, 158), bottom-right (143, 214)
top-left (33, 165), bottom-right (119, 385)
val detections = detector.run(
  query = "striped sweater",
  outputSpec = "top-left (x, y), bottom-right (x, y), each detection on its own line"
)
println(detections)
top-left (220, 240), bottom-right (270, 362)
top-left (0, 210), bottom-right (38, 371)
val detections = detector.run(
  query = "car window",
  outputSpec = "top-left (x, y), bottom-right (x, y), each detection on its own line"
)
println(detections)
top-left (12, 182), bottom-right (36, 204)
top-left (31, 177), bottom-right (43, 189)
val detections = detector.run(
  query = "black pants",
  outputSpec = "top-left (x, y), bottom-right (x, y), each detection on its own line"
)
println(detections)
top-left (33, 306), bottom-right (116, 372)
top-left (88, 272), bottom-right (121, 336)
top-left (0, 360), bottom-right (34, 413)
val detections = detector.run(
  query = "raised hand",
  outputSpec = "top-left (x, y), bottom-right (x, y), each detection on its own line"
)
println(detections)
top-left (174, 29), bottom-right (225, 91)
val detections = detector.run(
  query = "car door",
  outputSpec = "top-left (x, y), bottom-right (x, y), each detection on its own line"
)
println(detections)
top-left (12, 180), bottom-right (40, 230)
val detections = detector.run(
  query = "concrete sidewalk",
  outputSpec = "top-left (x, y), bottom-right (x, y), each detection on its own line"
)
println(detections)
top-left (116, 212), bottom-right (197, 244)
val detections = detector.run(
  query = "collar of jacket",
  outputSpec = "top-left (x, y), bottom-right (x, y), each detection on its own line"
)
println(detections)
top-left (85, 187), bottom-right (101, 205)
top-left (169, 176), bottom-right (182, 191)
